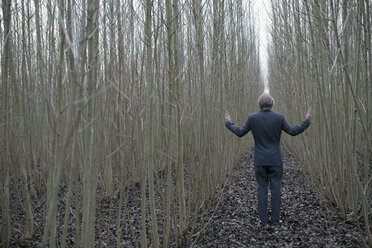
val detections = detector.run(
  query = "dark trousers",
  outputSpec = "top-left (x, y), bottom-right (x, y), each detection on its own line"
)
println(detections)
top-left (254, 165), bottom-right (283, 223)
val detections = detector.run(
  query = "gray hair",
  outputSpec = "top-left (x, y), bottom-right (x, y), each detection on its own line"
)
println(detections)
top-left (258, 93), bottom-right (274, 110)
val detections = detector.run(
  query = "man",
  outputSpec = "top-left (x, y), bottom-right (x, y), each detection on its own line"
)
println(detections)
top-left (224, 93), bottom-right (311, 225)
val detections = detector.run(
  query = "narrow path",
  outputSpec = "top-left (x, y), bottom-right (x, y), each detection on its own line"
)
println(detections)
top-left (189, 150), bottom-right (362, 248)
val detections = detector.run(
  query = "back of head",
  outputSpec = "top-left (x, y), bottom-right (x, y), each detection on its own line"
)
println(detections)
top-left (258, 93), bottom-right (274, 110)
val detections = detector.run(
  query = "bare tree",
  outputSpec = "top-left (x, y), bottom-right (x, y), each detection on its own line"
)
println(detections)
top-left (269, 0), bottom-right (371, 246)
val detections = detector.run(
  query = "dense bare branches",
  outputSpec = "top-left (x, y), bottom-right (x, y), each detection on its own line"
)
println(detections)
top-left (0, 0), bottom-right (260, 246)
top-left (269, 0), bottom-right (372, 246)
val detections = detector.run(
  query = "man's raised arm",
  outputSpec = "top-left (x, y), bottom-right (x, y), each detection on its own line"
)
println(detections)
top-left (282, 107), bottom-right (312, 136)
top-left (224, 110), bottom-right (251, 137)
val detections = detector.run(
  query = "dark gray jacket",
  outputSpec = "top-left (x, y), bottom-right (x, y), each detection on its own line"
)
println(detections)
top-left (225, 110), bottom-right (310, 166)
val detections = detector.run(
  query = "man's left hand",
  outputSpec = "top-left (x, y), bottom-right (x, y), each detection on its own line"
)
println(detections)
top-left (225, 110), bottom-right (231, 122)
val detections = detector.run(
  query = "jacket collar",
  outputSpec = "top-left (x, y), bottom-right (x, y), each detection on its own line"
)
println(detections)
top-left (260, 109), bottom-right (272, 112)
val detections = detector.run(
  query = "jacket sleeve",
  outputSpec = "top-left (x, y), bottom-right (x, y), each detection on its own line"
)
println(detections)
top-left (282, 118), bottom-right (311, 136)
top-left (225, 118), bottom-right (251, 137)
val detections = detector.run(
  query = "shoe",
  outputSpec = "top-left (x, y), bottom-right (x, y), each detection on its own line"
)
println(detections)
top-left (270, 220), bottom-right (282, 226)
top-left (257, 220), bottom-right (268, 227)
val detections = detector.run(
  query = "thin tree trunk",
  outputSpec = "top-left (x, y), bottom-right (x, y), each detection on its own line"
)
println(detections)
top-left (144, 0), bottom-right (160, 247)
top-left (81, 0), bottom-right (99, 247)
top-left (1, 0), bottom-right (12, 246)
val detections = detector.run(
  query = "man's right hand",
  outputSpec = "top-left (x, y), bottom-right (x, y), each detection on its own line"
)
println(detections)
top-left (306, 107), bottom-right (312, 120)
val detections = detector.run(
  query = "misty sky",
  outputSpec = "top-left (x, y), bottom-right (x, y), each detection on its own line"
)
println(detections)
top-left (253, 0), bottom-right (270, 90)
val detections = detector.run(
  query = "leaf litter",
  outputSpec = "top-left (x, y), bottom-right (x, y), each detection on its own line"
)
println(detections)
top-left (188, 149), bottom-right (364, 248)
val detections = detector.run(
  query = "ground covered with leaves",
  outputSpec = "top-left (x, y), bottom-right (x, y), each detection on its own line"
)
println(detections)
top-left (188, 150), bottom-right (364, 247)
top-left (5, 150), bottom-right (365, 247)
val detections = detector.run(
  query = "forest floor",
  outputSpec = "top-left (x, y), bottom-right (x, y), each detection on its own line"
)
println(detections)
top-left (6, 149), bottom-right (365, 247)
top-left (188, 149), bottom-right (364, 248)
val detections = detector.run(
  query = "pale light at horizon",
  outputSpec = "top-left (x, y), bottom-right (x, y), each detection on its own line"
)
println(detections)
top-left (253, 0), bottom-right (271, 91)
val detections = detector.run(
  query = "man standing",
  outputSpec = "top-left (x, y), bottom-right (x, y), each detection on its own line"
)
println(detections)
top-left (224, 93), bottom-right (311, 225)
